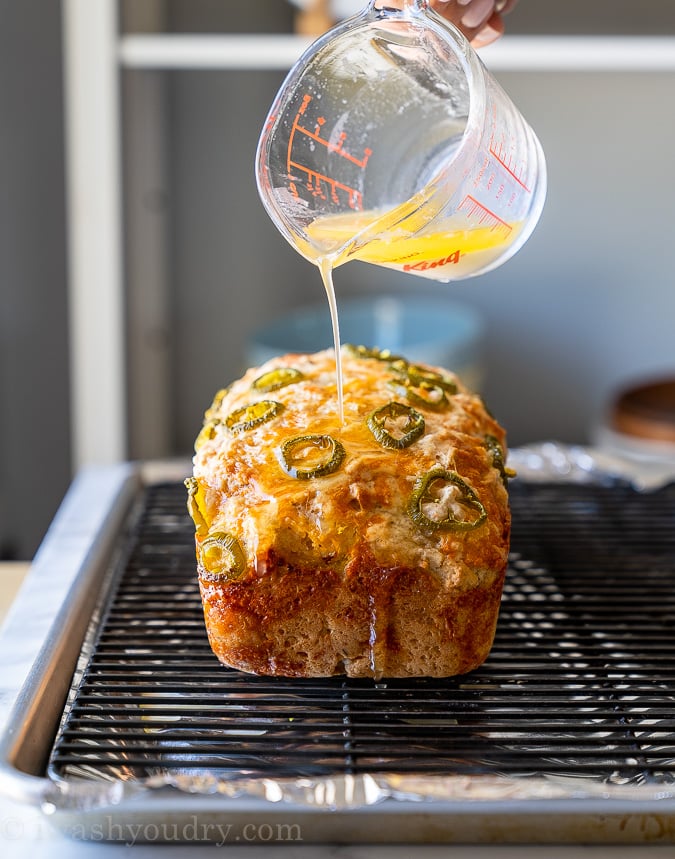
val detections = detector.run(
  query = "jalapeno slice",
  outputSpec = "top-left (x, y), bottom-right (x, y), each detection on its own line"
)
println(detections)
top-left (412, 366), bottom-right (457, 394)
top-left (388, 378), bottom-right (450, 411)
top-left (251, 367), bottom-right (304, 393)
top-left (393, 363), bottom-right (458, 395)
top-left (344, 344), bottom-right (407, 366)
top-left (367, 401), bottom-right (425, 450)
top-left (204, 387), bottom-right (230, 421)
top-left (344, 343), bottom-right (373, 360)
top-left (225, 400), bottom-right (283, 434)
top-left (185, 476), bottom-right (208, 536)
top-left (387, 356), bottom-right (410, 374)
top-left (485, 434), bottom-right (516, 487)
top-left (374, 347), bottom-right (406, 364)
top-left (194, 419), bottom-right (223, 451)
top-left (408, 468), bottom-right (487, 533)
top-left (279, 434), bottom-right (346, 479)
top-left (199, 531), bottom-right (247, 580)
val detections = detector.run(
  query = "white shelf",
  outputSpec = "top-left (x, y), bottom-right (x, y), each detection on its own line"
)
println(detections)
top-left (63, 0), bottom-right (126, 470)
top-left (480, 35), bottom-right (675, 71)
top-left (118, 34), bottom-right (313, 70)
top-left (117, 33), bottom-right (675, 72)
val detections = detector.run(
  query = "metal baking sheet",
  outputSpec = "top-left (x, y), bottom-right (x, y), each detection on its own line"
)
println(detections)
top-left (2, 450), bottom-right (675, 844)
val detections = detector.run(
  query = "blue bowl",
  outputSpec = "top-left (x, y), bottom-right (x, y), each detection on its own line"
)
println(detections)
top-left (247, 296), bottom-right (485, 389)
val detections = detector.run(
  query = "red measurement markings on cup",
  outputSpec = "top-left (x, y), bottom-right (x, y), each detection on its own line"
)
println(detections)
top-left (489, 132), bottom-right (531, 193)
top-left (458, 195), bottom-right (512, 240)
top-left (287, 94), bottom-right (373, 210)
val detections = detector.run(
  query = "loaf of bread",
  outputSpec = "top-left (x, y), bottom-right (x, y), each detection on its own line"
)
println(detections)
top-left (186, 346), bottom-right (511, 679)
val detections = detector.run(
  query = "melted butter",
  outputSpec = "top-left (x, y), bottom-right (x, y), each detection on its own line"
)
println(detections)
top-left (318, 257), bottom-right (344, 425)
top-left (308, 209), bottom-right (519, 268)
top-left (300, 196), bottom-right (519, 427)
top-left (367, 593), bottom-right (388, 682)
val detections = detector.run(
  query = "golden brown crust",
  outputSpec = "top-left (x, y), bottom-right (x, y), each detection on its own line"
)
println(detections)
top-left (188, 347), bottom-right (511, 678)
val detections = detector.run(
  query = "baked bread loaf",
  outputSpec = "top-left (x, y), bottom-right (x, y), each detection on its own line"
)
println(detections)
top-left (186, 346), bottom-right (511, 679)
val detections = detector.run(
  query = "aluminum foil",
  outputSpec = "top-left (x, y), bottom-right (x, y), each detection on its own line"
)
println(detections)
top-left (508, 441), bottom-right (675, 491)
top-left (38, 764), bottom-right (675, 817)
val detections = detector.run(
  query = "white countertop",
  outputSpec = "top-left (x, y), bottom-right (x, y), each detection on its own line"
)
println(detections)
top-left (1, 803), bottom-right (673, 859)
top-left (0, 563), bottom-right (29, 627)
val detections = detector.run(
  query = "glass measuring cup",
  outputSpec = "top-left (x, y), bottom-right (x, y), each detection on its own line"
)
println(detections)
top-left (256, 0), bottom-right (546, 282)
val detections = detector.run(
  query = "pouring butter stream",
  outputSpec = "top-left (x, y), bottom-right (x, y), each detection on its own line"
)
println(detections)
top-left (256, 0), bottom-right (546, 423)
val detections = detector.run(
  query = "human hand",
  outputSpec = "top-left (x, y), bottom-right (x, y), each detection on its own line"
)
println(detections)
top-left (430, 0), bottom-right (519, 47)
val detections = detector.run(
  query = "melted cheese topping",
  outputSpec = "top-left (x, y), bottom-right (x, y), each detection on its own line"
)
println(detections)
top-left (191, 348), bottom-right (509, 587)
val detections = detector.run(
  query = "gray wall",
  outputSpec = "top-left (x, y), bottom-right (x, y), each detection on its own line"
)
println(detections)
top-left (0, 0), bottom-right (70, 559)
top-left (504, 0), bottom-right (672, 35)
top-left (447, 68), bottom-right (675, 445)
top-left (2, 0), bottom-right (675, 557)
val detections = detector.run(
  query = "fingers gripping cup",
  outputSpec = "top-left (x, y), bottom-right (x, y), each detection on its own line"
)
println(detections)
top-left (256, 0), bottom-right (546, 282)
